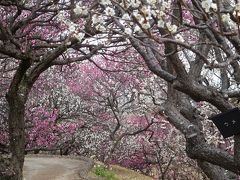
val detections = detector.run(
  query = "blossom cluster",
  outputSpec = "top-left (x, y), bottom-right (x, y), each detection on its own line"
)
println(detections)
top-left (26, 107), bottom-right (79, 149)
top-left (57, 12), bottom-right (85, 42)
top-left (63, 0), bottom-right (240, 42)
top-left (71, 0), bottom-right (178, 35)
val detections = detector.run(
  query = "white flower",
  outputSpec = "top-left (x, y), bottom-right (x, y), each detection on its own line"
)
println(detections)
top-left (122, 13), bottom-right (131, 20)
top-left (104, 7), bottom-right (115, 16)
top-left (66, 41), bottom-right (71, 46)
top-left (58, 12), bottom-right (65, 21)
top-left (74, 32), bottom-right (85, 41)
top-left (142, 21), bottom-right (151, 29)
top-left (100, 0), bottom-right (111, 6)
top-left (152, 10), bottom-right (165, 19)
top-left (166, 22), bottom-right (177, 33)
top-left (221, 14), bottom-right (231, 22)
top-left (233, 3), bottom-right (240, 18)
top-left (133, 10), bottom-right (144, 23)
top-left (175, 34), bottom-right (184, 42)
top-left (134, 25), bottom-right (141, 33)
top-left (157, 10), bottom-right (165, 18)
top-left (130, 0), bottom-right (141, 8)
top-left (201, 0), bottom-right (212, 13)
top-left (235, 3), bottom-right (240, 12)
top-left (221, 13), bottom-right (237, 29)
top-left (161, 1), bottom-right (171, 11)
top-left (124, 28), bottom-right (132, 35)
top-left (95, 24), bottom-right (106, 31)
top-left (146, 0), bottom-right (156, 5)
top-left (210, 3), bottom-right (217, 12)
top-left (142, 6), bottom-right (152, 20)
top-left (233, 10), bottom-right (240, 18)
top-left (141, 6), bottom-right (150, 15)
top-left (74, 5), bottom-right (88, 15)
top-left (157, 19), bottom-right (164, 28)
top-left (92, 14), bottom-right (104, 25)
top-left (68, 23), bottom-right (76, 32)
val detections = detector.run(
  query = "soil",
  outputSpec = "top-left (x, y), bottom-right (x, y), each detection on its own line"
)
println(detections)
top-left (23, 155), bottom-right (93, 180)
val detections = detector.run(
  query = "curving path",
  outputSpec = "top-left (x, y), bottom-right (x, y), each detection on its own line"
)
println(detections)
top-left (23, 156), bottom-right (93, 180)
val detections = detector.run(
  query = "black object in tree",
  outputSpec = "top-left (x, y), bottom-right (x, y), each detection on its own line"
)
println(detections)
top-left (209, 107), bottom-right (240, 138)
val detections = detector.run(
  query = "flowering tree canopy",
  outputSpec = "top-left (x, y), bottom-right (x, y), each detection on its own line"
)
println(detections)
top-left (1, 0), bottom-right (240, 179)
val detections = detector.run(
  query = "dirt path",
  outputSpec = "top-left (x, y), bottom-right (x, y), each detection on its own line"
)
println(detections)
top-left (23, 156), bottom-right (93, 180)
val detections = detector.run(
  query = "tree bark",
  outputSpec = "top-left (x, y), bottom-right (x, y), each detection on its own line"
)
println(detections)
top-left (1, 59), bottom-right (31, 180)
top-left (104, 141), bottom-right (119, 168)
top-left (197, 161), bottom-right (236, 180)
top-left (6, 92), bottom-right (26, 180)
top-left (0, 155), bottom-right (15, 180)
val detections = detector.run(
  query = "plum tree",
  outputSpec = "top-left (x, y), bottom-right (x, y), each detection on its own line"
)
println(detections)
top-left (1, 0), bottom-right (240, 179)
top-left (0, 1), bottom-right (104, 179)
top-left (73, 0), bottom-right (240, 178)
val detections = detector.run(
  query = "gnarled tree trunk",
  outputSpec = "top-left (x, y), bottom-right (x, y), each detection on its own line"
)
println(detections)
top-left (6, 92), bottom-right (27, 180)
top-left (2, 60), bottom-right (31, 180)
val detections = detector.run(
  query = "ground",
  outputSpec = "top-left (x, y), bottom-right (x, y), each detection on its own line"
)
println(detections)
top-left (87, 162), bottom-right (154, 180)
top-left (23, 155), bottom-right (93, 180)
top-left (23, 155), bottom-right (153, 180)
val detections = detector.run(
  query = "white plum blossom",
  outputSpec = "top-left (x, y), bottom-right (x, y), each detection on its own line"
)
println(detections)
top-left (233, 3), bottom-right (240, 18)
top-left (235, 3), bottom-right (240, 11)
top-left (66, 41), bottom-right (71, 46)
top-left (142, 21), bottom-right (151, 29)
top-left (146, 0), bottom-right (156, 5)
top-left (57, 12), bottom-right (65, 21)
top-left (68, 23), bottom-right (77, 32)
top-left (129, 0), bottom-right (141, 8)
top-left (233, 10), bottom-right (240, 18)
top-left (120, 14), bottom-right (131, 26)
top-left (157, 19), bottom-right (165, 28)
top-left (148, 0), bottom-right (157, 3)
top-left (221, 13), bottom-right (237, 29)
top-left (201, 0), bottom-right (212, 13)
top-left (74, 32), bottom-right (85, 41)
top-left (122, 13), bottom-right (131, 20)
top-left (133, 10), bottom-right (144, 23)
top-left (141, 6), bottom-right (152, 20)
top-left (74, 5), bottom-right (88, 15)
top-left (95, 24), bottom-right (106, 31)
top-left (92, 14), bottom-right (104, 25)
top-left (157, 10), bottom-right (166, 18)
top-left (210, 3), bottom-right (217, 12)
top-left (134, 25), bottom-right (142, 33)
top-left (104, 7), bottom-right (115, 16)
top-left (100, 0), bottom-right (112, 6)
top-left (152, 9), bottom-right (165, 20)
top-left (161, 1), bottom-right (171, 11)
top-left (124, 28), bottom-right (132, 35)
top-left (175, 34), bottom-right (184, 42)
top-left (166, 22), bottom-right (177, 33)
top-left (221, 14), bottom-right (231, 22)
top-left (141, 6), bottom-right (150, 15)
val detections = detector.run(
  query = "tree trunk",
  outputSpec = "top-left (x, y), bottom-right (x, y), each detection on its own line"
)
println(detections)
top-left (5, 92), bottom-right (26, 180)
top-left (104, 141), bottom-right (119, 168)
top-left (0, 155), bottom-right (15, 180)
top-left (197, 161), bottom-right (236, 180)
top-left (104, 146), bottom-right (115, 168)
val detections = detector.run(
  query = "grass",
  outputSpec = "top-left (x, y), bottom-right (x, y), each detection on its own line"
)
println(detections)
top-left (88, 162), bottom-right (153, 180)
top-left (94, 165), bottom-right (118, 180)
